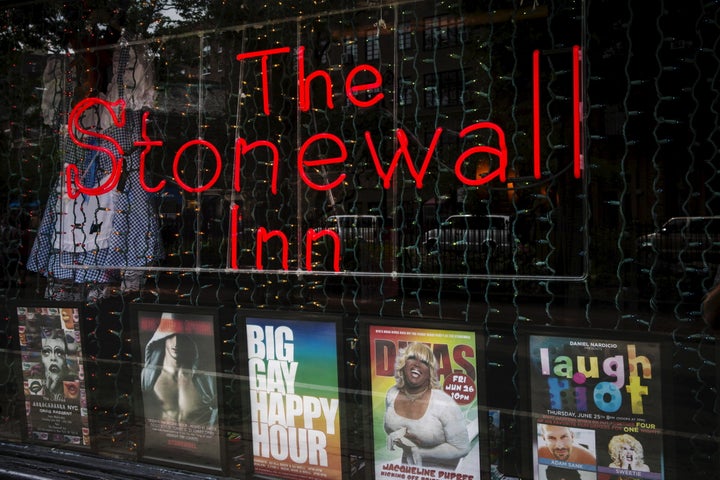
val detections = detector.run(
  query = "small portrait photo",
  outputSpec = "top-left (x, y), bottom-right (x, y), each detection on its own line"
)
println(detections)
top-left (595, 430), bottom-right (661, 474)
top-left (537, 423), bottom-right (597, 465)
top-left (606, 433), bottom-right (652, 472)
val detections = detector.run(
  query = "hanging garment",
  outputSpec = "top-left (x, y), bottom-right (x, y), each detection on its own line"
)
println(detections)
top-left (27, 40), bottom-right (164, 293)
top-left (53, 138), bottom-right (117, 252)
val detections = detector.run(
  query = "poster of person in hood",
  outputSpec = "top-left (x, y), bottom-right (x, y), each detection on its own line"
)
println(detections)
top-left (16, 305), bottom-right (90, 447)
top-left (136, 308), bottom-right (223, 472)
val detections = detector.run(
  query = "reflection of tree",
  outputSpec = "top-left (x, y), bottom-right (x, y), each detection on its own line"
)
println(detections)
top-left (0, 2), bottom-right (153, 214)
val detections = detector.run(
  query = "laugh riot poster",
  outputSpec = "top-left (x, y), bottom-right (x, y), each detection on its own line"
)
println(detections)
top-left (368, 325), bottom-right (483, 480)
top-left (528, 332), bottom-right (665, 480)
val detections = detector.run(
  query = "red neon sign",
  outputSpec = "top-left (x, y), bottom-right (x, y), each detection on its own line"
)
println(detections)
top-left (65, 46), bottom-right (583, 273)
top-left (66, 97), bottom-right (126, 198)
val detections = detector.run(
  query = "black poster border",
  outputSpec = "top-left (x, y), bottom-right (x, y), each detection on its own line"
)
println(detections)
top-left (235, 308), bottom-right (349, 480)
top-left (10, 300), bottom-right (94, 452)
top-left (517, 325), bottom-right (674, 480)
top-left (358, 316), bottom-right (490, 480)
top-left (129, 303), bottom-right (226, 475)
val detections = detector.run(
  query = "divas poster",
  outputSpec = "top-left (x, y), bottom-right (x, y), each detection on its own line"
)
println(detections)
top-left (528, 333), bottom-right (664, 480)
top-left (368, 325), bottom-right (482, 480)
top-left (17, 305), bottom-right (90, 447)
top-left (136, 308), bottom-right (222, 471)
top-left (245, 315), bottom-right (342, 479)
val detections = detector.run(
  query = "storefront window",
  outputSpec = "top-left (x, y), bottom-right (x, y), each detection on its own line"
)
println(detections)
top-left (0, 1), bottom-right (718, 479)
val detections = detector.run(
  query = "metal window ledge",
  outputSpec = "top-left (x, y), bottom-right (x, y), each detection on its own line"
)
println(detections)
top-left (0, 441), bottom-right (223, 480)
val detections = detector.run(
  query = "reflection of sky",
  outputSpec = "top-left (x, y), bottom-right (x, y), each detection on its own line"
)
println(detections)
top-left (147, 6), bottom-right (186, 34)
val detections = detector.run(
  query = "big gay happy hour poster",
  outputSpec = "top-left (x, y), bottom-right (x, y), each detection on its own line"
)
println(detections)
top-left (525, 328), bottom-right (666, 480)
top-left (244, 313), bottom-right (343, 479)
top-left (365, 322), bottom-right (485, 480)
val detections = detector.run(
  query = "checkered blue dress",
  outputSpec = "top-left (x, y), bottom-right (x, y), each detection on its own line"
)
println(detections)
top-left (27, 44), bottom-right (164, 285)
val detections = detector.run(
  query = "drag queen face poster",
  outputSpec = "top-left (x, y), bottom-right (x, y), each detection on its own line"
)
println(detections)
top-left (16, 304), bottom-right (90, 448)
top-left (365, 322), bottom-right (487, 480)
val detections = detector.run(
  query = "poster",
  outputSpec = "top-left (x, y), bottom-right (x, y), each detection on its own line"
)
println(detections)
top-left (16, 304), bottom-right (90, 447)
top-left (527, 330), bottom-right (665, 480)
top-left (134, 305), bottom-right (223, 473)
top-left (367, 323), bottom-right (485, 480)
top-left (243, 313), bottom-right (343, 480)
